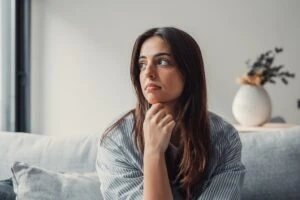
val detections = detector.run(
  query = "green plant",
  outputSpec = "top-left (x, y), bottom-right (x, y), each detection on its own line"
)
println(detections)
top-left (238, 47), bottom-right (295, 86)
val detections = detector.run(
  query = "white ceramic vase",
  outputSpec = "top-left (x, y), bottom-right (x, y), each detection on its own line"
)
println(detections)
top-left (232, 85), bottom-right (272, 126)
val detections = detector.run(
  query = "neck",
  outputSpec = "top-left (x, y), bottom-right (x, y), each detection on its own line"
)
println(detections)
top-left (171, 123), bottom-right (185, 148)
top-left (162, 102), bottom-right (176, 116)
top-left (161, 101), bottom-right (183, 147)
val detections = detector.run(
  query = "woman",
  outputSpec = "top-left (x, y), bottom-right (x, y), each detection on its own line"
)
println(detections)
top-left (96, 27), bottom-right (245, 200)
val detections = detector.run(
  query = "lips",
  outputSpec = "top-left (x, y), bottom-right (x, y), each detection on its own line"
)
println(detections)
top-left (145, 83), bottom-right (161, 91)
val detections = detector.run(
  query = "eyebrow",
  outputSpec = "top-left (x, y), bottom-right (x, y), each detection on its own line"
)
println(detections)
top-left (139, 52), bottom-right (172, 59)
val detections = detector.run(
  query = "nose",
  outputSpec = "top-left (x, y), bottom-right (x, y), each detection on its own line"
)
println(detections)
top-left (144, 62), bottom-right (156, 79)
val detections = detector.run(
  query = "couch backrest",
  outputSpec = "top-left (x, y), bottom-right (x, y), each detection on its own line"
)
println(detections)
top-left (1, 127), bottom-right (300, 199)
top-left (0, 132), bottom-right (100, 180)
top-left (240, 126), bottom-right (300, 200)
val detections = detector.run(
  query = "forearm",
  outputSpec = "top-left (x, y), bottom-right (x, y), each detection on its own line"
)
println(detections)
top-left (143, 152), bottom-right (173, 200)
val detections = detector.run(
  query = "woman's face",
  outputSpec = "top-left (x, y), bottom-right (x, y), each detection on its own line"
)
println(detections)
top-left (139, 36), bottom-right (184, 105)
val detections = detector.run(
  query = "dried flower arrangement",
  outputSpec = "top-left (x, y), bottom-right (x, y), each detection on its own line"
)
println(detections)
top-left (237, 47), bottom-right (295, 86)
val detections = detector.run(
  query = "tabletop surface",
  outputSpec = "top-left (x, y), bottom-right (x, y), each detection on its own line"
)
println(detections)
top-left (233, 123), bottom-right (299, 132)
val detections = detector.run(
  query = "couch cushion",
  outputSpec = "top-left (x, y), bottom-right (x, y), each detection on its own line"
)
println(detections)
top-left (0, 132), bottom-right (100, 179)
top-left (240, 126), bottom-right (300, 200)
top-left (11, 162), bottom-right (102, 200)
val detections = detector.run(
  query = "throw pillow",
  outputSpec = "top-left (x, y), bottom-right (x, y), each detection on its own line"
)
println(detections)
top-left (11, 162), bottom-right (103, 200)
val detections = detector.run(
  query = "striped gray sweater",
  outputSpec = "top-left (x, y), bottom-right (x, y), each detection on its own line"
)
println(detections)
top-left (96, 112), bottom-right (245, 200)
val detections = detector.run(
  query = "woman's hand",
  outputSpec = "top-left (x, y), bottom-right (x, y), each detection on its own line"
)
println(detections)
top-left (143, 103), bottom-right (176, 156)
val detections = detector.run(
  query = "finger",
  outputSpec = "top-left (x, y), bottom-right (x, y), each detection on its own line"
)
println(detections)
top-left (164, 120), bottom-right (176, 133)
top-left (158, 114), bottom-right (173, 127)
top-left (147, 103), bottom-right (164, 117)
top-left (153, 109), bottom-right (167, 123)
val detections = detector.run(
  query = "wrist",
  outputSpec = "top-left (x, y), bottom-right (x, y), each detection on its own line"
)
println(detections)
top-left (143, 149), bottom-right (165, 160)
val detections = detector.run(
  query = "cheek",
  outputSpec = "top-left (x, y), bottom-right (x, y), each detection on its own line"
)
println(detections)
top-left (166, 74), bottom-right (184, 93)
top-left (139, 74), bottom-right (144, 87)
top-left (139, 74), bottom-right (147, 97)
top-left (174, 79), bottom-right (184, 95)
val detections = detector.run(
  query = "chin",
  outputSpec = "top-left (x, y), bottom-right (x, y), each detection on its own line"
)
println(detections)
top-left (147, 100), bottom-right (160, 105)
top-left (146, 97), bottom-right (161, 105)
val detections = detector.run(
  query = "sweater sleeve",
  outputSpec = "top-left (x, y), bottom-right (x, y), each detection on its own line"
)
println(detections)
top-left (96, 134), bottom-right (144, 200)
top-left (196, 128), bottom-right (246, 200)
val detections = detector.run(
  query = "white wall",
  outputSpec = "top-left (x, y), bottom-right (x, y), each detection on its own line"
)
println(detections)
top-left (31, 0), bottom-right (300, 136)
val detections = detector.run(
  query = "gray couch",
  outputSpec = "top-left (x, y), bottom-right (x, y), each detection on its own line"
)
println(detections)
top-left (0, 126), bottom-right (300, 199)
top-left (240, 126), bottom-right (300, 199)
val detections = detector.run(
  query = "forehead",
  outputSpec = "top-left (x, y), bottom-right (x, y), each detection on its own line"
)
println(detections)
top-left (140, 36), bottom-right (171, 57)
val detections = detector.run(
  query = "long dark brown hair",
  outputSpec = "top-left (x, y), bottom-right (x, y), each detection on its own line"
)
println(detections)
top-left (102, 27), bottom-right (211, 199)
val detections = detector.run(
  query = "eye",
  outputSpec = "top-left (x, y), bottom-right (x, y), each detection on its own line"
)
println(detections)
top-left (138, 61), bottom-right (147, 70)
top-left (157, 58), bottom-right (170, 66)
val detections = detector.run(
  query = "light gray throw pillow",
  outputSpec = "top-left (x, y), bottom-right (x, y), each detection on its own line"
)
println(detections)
top-left (11, 162), bottom-right (103, 200)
